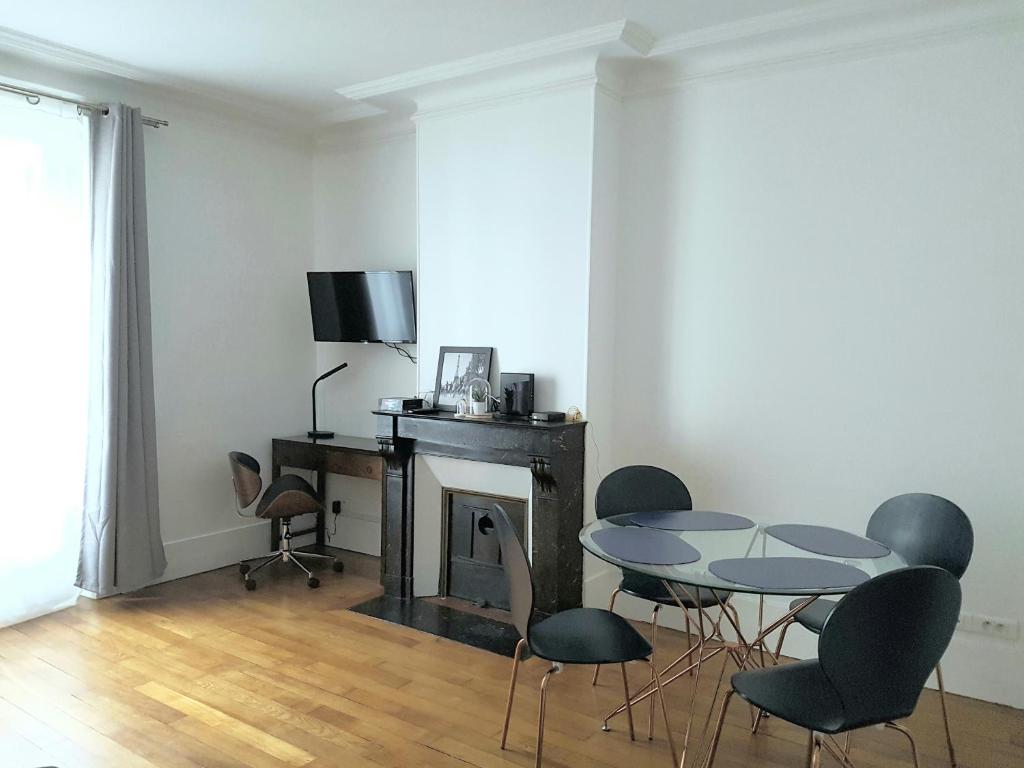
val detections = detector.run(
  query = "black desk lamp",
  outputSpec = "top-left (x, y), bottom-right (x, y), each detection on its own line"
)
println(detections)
top-left (308, 362), bottom-right (348, 439)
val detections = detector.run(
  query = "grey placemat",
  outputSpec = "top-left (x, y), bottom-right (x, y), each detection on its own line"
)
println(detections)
top-left (765, 524), bottom-right (891, 559)
top-left (591, 527), bottom-right (701, 565)
top-left (708, 556), bottom-right (869, 590)
top-left (628, 509), bottom-right (755, 531)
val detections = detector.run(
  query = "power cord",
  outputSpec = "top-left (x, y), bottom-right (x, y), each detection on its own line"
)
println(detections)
top-left (384, 342), bottom-right (417, 364)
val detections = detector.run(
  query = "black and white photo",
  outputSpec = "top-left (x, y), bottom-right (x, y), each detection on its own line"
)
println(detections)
top-left (433, 346), bottom-right (493, 410)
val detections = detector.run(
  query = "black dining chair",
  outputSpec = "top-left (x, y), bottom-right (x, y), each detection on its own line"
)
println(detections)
top-left (493, 505), bottom-right (677, 768)
top-left (592, 467), bottom-right (736, 702)
top-left (774, 493), bottom-right (972, 766)
top-left (707, 566), bottom-right (962, 768)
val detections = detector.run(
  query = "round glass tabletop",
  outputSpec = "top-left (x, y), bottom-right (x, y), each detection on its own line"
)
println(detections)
top-left (579, 515), bottom-right (908, 596)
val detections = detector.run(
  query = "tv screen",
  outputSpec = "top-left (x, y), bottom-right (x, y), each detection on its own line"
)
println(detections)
top-left (307, 271), bottom-right (416, 343)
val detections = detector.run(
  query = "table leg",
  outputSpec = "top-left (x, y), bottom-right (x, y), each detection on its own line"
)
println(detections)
top-left (316, 470), bottom-right (327, 546)
top-left (270, 458), bottom-right (282, 550)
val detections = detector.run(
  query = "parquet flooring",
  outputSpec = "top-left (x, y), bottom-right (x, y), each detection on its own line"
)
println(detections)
top-left (0, 553), bottom-right (1020, 767)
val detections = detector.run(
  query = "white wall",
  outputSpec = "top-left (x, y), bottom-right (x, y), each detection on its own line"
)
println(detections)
top-left (0, 52), bottom-right (316, 581)
top-left (605, 30), bottom-right (1024, 706)
top-left (415, 85), bottom-right (597, 413)
top-left (311, 132), bottom-right (418, 553)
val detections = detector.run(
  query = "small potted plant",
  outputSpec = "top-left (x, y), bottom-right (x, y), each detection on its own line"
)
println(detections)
top-left (468, 378), bottom-right (491, 415)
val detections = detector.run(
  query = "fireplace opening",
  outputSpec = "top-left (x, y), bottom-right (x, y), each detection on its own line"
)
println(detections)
top-left (440, 489), bottom-right (527, 610)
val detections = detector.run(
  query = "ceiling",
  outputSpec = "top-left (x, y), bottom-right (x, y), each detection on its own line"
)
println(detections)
top-left (0, 0), bottom-right (820, 120)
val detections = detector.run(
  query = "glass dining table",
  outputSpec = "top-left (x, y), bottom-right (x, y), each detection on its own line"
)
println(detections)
top-left (579, 511), bottom-right (908, 768)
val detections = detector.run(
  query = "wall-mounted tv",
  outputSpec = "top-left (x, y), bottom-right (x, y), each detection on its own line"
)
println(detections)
top-left (307, 270), bottom-right (416, 343)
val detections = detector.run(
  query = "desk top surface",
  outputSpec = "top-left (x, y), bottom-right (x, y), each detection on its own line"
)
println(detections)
top-left (273, 434), bottom-right (381, 453)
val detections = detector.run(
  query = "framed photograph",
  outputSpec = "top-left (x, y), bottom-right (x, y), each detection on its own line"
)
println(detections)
top-left (433, 346), bottom-right (493, 411)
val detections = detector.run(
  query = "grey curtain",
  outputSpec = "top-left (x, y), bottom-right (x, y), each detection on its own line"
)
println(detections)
top-left (77, 104), bottom-right (166, 596)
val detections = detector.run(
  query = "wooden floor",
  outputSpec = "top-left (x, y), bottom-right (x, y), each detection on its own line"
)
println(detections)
top-left (0, 553), bottom-right (1020, 768)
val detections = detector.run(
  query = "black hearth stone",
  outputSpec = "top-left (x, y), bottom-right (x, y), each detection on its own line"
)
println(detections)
top-left (349, 596), bottom-right (522, 658)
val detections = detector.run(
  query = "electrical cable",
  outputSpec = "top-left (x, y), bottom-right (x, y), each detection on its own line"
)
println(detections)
top-left (384, 342), bottom-right (416, 364)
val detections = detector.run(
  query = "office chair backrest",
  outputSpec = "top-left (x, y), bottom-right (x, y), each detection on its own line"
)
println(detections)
top-left (819, 566), bottom-right (961, 728)
top-left (493, 504), bottom-right (534, 642)
top-left (228, 451), bottom-right (263, 508)
top-left (866, 493), bottom-right (973, 579)
top-left (595, 465), bottom-right (692, 519)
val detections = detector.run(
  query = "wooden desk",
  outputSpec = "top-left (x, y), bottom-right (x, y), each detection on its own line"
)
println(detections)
top-left (271, 435), bottom-right (384, 549)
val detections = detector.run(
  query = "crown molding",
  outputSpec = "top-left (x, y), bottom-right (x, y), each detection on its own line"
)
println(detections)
top-left (0, 25), bottom-right (315, 135)
top-left (335, 20), bottom-right (647, 102)
top-left (629, 0), bottom-right (1024, 98)
top-left (648, 0), bottom-right (898, 57)
top-left (315, 115), bottom-right (415, 153)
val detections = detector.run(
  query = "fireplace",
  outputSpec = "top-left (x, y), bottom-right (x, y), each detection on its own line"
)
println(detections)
top-left (375, 410), bottom-right (586, 614)
top-left (440, 489), bottom-right (526, 610)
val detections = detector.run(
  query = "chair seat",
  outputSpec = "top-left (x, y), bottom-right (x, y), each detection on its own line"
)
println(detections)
top-left (789, 597), bottom-right (838, 634)
top-left (529, 608), bottom-right (652, 665)
top-left (256, 474), bottom-right (321, 519)
top-left (733, 660), bottom-right (848, 734)
top-left (620, 571), bottom-right (732, 608)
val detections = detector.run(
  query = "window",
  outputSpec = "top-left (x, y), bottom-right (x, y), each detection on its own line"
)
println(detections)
top-left (0, 92), bottom-right (90, 626)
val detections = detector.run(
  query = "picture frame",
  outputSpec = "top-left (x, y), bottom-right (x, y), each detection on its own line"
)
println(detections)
top-left (433, 346), bottom-right (493, 411)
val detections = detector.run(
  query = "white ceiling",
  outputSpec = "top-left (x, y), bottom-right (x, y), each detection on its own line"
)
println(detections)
top-left (0, 0), bottom-right (820, 119)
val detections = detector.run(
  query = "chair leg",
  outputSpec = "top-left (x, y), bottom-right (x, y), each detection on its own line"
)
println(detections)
top-left (650, 658), bottom-right (678, 767)
top-left (807, 731), bottom-right (823, 768)
top-left (885, 722), bottom-right (920, 768)
top-left (500, 638), bottom-right (526, 749)
top-left (535, 665), bottom-right (559, 768)
top-left (243, 551), bottom-right (283, 583)
top-left (648, 604), bottom-right (660, 740)
top-left (705, 689), bottom-right (734, 768)
top-left (592, 588), bottom-right (621, 685)
top-left (775, 617), bottom-right (794, 660)
top-left (935, 663), bottom-right (958, 768)
top-left (619, 663), bottom-right (637, 741)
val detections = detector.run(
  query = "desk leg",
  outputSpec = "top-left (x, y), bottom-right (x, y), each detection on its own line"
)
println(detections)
top-left (316, 471), bottom-right (327, 546)
top-left (270, 459), bottom-right (282, 550)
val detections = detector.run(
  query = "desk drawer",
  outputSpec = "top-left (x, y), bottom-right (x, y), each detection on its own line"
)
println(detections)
top-left (325, 452), bottom-right (382, 481)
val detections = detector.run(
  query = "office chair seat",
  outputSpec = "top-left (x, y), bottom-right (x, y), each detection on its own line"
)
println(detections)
top-left (789, 596), bottom-right (837, 633)
top-left (528, 608), bottom-right (653, 665)
top-left (732, 660), bottom-right (847, 734)
top-left (255, 474), bottom-right (321, 519)
top-left (621, 571), bottom-right (732, 608)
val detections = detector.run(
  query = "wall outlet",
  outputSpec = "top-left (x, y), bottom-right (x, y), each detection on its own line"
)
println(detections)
top-left (332, 500), bottom-right (342, 515)
top-left (957, 613), bottom-right (1020, 641)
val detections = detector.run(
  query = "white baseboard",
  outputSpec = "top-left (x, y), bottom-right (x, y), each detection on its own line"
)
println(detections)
top-left (326, 513), bottom-right (381, 556)
top-left (584, 565), bottom-right (1023, 709)
top-left (158, 521), bottom-right (271, 584)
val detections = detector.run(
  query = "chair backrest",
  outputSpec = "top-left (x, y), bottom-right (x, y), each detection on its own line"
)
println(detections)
top-left (866, 493), bottom-right (973, 579)
top-left (595, 465), bottom-right (692, 519)
top-left (493, 504), bottom-right (534, 641)
top-left (819, 566), bottom-right (961, 728)
top-left (228, 451), bottom-right (263, 508)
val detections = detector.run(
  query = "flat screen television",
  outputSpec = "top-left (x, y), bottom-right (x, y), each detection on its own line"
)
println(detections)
top-left (307, 270), bottom-right (416, 343)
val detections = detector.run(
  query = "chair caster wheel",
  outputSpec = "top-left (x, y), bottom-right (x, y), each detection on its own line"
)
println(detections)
top-left (239, 563), bottom-right (250, 575)
top-left (244, 579), bottom-right (256, 591)
top-left (332, 560), bottom-right (345, 573)
top-left (307, 577), bottom-right (320, 589)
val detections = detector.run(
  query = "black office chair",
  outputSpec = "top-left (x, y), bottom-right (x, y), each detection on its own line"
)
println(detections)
top-left (592, 466), bottom-right (736, 702)
top-left (228, 451), bottom-right (343, 590)
top-left (774, 493), bottom-right (972, 766)
top-left (493, 505), bottom-right (677, 768)
top-left (707, 566), bottom-right (961, 768)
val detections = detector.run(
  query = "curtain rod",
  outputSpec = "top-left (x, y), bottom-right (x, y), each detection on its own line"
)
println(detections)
top-left (0, 80), bottom-right (168, 127)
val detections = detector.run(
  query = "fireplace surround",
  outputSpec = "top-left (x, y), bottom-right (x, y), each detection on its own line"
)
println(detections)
top-left (374, 410), bottom-right (586, 614)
